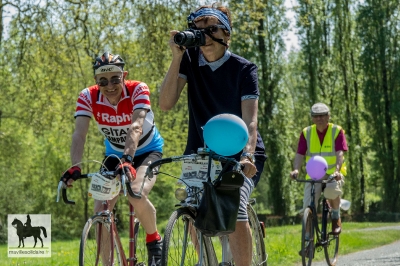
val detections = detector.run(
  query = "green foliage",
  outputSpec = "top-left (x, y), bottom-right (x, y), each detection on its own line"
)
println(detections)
top-left (0, 0), bottom-right (399, 241)
top-left (357, 0), bottom-right (400, 212)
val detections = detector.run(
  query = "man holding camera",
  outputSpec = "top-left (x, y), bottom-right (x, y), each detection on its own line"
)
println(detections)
top-left (159, 3), bottom-right (267, 266)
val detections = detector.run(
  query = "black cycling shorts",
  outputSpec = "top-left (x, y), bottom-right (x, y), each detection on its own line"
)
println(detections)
top-left (100, 151), bottom-right (163, 171)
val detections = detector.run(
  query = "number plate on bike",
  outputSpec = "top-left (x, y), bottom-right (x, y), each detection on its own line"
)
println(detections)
top-left (179, 158), bottom-right (222, 187)
top-left (88, 173), bottom-right (121, 200)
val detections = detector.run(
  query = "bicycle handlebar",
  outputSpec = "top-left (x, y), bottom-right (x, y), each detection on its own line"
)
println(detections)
top-left (145, 149), bottom-right (243, 179)
top-left (292, 174), bottom-right (336, 184)
top-left (57, 171), bottom-right (142, 205)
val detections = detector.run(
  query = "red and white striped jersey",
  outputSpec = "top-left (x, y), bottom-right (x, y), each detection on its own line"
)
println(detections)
top-left (75, 80), bottom-right (163, 156)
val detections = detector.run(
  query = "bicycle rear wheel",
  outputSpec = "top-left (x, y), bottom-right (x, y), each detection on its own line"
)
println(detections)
top-left (301, 208), bottom-right (314, 266)
top-left (161, 208), bottom-right (215, 266)
top-left (323, 212), bottom-right (339, 266)
top-left (79, 215), bottom-right (122, 266)
top-left (247, 202), bottom-right (267, 266)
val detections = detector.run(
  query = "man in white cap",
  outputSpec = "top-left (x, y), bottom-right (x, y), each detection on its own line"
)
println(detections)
top-left (290, 103), bottom-right (348, 239)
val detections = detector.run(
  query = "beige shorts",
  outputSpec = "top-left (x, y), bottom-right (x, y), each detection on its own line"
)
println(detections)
top-left (302, 175), bottom-right (345, 211)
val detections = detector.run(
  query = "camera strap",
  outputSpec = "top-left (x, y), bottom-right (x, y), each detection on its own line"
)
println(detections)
top-left (205, 32), bottom-right (228, 47)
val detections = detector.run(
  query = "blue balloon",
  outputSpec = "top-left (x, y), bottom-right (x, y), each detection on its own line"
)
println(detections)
top-left (203, 114), bottom-right (249, 156)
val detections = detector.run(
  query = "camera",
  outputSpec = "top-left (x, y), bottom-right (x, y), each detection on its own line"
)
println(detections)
top-left (174, 29), bottom-right (206, 48)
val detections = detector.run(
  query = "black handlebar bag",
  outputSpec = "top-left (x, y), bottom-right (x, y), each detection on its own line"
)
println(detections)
top-left (194, 170), bottom-right (244, 237)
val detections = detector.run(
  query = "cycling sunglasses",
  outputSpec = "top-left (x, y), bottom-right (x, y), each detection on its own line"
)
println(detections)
top-left (192, 24), bottom-right (227, 34)
top-left (97, 77), bottom-right (123, 87)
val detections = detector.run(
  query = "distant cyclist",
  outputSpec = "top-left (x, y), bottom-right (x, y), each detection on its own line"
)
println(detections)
top-left (290, 103), bottom-right (347, 236)
top-left (62, 52), bottom-right (164, 265)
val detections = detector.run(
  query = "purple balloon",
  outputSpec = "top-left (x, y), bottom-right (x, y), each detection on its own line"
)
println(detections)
top-left (306, 156), bottom-right (328, 180)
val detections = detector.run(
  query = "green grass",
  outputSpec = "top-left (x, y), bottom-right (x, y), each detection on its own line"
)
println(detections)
top-left (266, 222), bottom-right (400, 266)
top-left (1, 222), bottom-right (399, 265)
top-left (0, 239), bottom-right (79, 266)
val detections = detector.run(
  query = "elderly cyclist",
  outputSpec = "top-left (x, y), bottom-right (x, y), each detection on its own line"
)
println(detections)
top-left (62, 52), bottom-right (164, 265)
top-left (290, 102), bottom-right (347, 237)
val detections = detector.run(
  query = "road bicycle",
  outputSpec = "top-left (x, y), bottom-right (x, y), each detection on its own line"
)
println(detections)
top-left (145, 147), bottom-right (267, 266)
top-left (294, 176), bottom-right (340, 266)
top-left (57, 160), bottom-right (148, 266)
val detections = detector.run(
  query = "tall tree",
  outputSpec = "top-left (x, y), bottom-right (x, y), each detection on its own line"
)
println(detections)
top-left (331, 0), bottom-right (366, 213)
top-left (357, 0), bottom-right (400, 212)
top-left (229, 0), bottom-right (290, 215)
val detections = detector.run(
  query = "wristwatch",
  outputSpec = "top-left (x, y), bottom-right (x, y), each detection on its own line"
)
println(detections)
top-left (122, 154), bottom-right (133, 164)
top-left (241, 152), bottom-right (256, 164)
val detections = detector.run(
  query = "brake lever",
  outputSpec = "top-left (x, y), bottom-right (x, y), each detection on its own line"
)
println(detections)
top-left (121, 174), bottom-right (127, 197)
top-left (234, 163), bottom-right (243, 172)
top-left (56, 181), bottom-right (67, 202)
top-left (328, 174), bottom-right (336, 181)
top-left (145, 168), bottom-right (153, 181)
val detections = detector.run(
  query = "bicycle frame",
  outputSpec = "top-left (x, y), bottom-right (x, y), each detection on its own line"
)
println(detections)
top-left (57, 168), bottom-right (146, 266)
top-left (296, 175), bottom-right (340, 266)
top-left (92, 200), bottom-right (139, 266)
top-left (149, 148), bottom-right (267, 266)
top-left (306, 180), bottom-right (331, 245)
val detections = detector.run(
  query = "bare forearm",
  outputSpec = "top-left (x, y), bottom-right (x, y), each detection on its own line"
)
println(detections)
top-left (335, 150), bottom-right (344, 172)
top-left (243, 121), bottom-right (257, 153)
top-left (70, 132), bottom-right (86, 167)
top-left (293, 154), bottom-right (305, 171)
top-left (159, 58), bottom-right (183, 111)
top-left (123, 124), bottom-right (142, 157)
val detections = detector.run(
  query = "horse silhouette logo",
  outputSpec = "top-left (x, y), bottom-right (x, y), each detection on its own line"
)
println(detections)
top-left (11, 214), bottom-right (47, 248)
top-left (8, 214), bottom-right (51, 258)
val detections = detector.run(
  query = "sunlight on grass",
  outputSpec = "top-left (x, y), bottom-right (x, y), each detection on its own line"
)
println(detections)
top-left (265, 222), bottom-right (400, 266)
top-left (1, 222), bottom-right (398, 265)
top-left (0, 240), bottom-right (79, 266)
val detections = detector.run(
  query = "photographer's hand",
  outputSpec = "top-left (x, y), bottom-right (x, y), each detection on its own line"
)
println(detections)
top-left (169, 30), bottom-right (186, 56)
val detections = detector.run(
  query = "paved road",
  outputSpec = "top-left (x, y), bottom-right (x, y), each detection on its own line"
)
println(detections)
top-left (305, 225), bottom-right (400, 266)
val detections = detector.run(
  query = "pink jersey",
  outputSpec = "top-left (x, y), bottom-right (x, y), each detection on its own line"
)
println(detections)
top-left (75, 80), bottom-right (160, 155)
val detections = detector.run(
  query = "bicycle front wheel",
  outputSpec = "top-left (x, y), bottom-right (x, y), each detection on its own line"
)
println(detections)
top-left (161, 208), bottom-right (214, 266)
top-left (247, 202), bottom-right (267, 266)
top-left (79, 215), bottom-right (122, 266)
top-left (133, 220), bottom-right (147, 265)
top-left (323, 212), bottom-right (339, 266)
top-left (301, 208), bottom-right (314, 266)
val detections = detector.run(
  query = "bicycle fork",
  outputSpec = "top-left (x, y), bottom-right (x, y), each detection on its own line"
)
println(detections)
top-left (321, 199), bottom-right (331, 242)
top-left (129, 203), bottom-right (135, 266)
top-left (315, 199), bottom-right (331, 252)
top-left (220, 235), bottom-right (233, 265)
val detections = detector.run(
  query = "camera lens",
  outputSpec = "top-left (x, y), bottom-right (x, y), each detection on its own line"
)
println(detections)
top-left (174, 31), bottom-right (196, 46)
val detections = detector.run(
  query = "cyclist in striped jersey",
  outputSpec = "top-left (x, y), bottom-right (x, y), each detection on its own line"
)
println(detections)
top-left (62, 52), bottom-right (164, 265)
